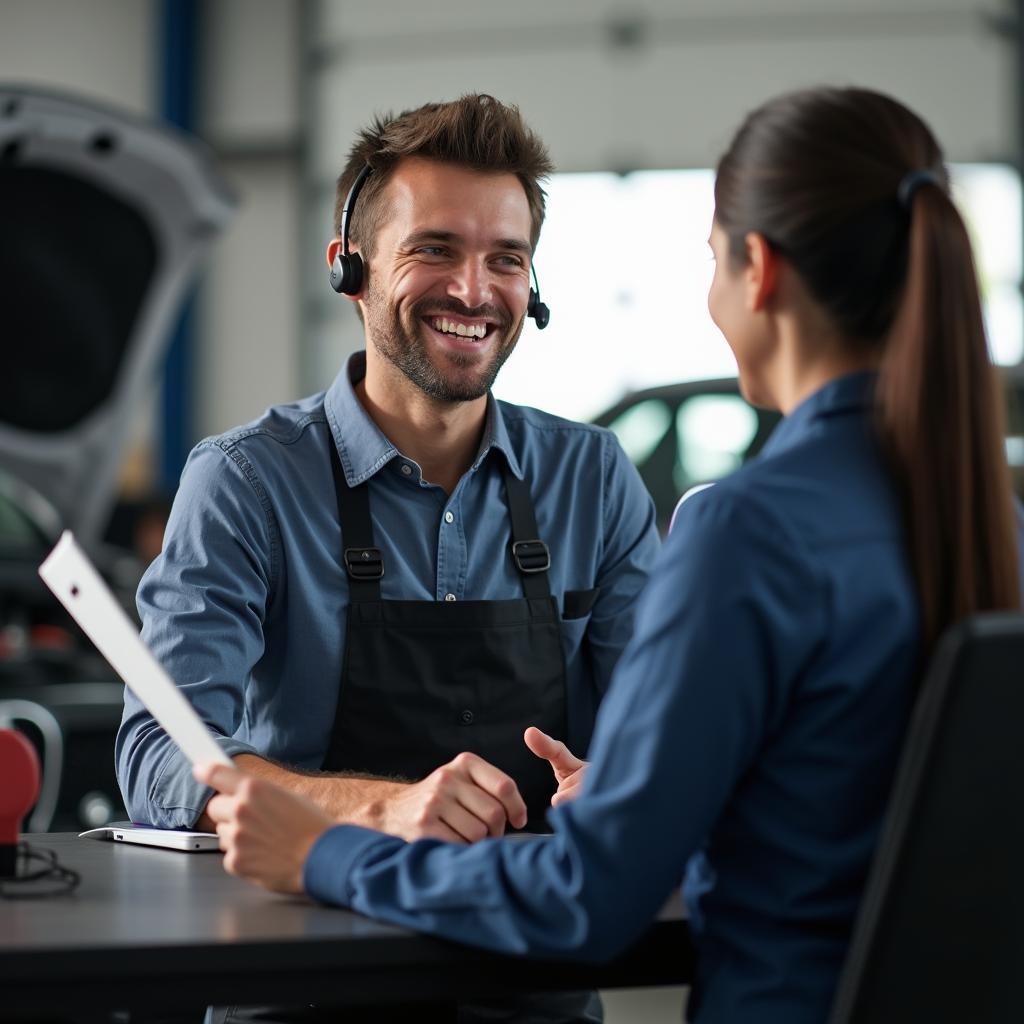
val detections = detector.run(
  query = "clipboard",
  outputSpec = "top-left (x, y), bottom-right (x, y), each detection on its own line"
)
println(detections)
top-left (38, 531), bottom-right (232, 769)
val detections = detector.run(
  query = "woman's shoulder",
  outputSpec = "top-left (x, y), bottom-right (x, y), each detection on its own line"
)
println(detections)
top-left (666, 434), bottom-right (907, 591)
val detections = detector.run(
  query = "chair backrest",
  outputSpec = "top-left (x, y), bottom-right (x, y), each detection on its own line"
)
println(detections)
top-left (829, 613), bottom-right (1024, 1024)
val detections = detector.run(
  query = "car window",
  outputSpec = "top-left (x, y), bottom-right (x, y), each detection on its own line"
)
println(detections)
top-left (605, 399), bottom-right (673, 466)
top-left (674, 394), bottom-right (760, 495)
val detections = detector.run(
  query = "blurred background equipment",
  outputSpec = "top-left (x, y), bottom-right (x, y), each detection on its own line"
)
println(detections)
top-left (0, 82), bottom-right (236, 831)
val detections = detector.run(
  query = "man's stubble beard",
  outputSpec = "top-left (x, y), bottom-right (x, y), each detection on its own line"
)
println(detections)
top-left (363, 284), bottom-right (523, 404)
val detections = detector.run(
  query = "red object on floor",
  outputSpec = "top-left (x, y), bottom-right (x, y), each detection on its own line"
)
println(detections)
top-left (0, 729), bottom-right (40, 877)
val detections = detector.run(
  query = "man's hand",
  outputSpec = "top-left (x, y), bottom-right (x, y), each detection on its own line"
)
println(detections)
top-left (194, 762), bottom-right (333, 894)
top-left (524, 727), bottom-right (587, 806)
top-left (375, 752), bottom-right (528, 843)
top-left (194, 752), bottom-right (524, 842)
top-left (194, 754), bottom-right (408, 833)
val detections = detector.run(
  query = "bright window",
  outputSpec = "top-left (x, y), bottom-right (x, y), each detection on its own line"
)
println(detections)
top-left (492, 165), bottom-right (1023, 423)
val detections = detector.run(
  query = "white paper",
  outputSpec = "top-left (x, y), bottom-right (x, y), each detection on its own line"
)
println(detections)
top-left (39, 531), bottom-right (231, 768)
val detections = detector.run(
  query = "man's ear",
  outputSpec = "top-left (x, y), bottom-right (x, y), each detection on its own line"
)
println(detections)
top-left (325, 238), bottom-right (342, 269)
top-left (744, 232), bottom-right (779, 313)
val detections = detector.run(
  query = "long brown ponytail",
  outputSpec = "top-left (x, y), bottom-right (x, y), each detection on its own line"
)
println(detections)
top-left (879, 183), bottom-right (1020, 652)
top-left (714, 87), bottom-right (1020, 659)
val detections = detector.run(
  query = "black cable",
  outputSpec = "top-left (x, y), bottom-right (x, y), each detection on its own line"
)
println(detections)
top-left (0, 841), bottom-right (81, 899)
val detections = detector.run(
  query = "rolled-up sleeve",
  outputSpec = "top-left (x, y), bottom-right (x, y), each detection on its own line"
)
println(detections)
top-left (115, 441), bottom-right (277, 827)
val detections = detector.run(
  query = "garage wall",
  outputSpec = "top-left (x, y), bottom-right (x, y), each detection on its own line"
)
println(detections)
top-left (0, 0), bottom-right (154, 113)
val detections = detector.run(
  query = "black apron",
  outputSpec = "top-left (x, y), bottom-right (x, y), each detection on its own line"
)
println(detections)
top-left (322, 440), bottom-right (568, 832)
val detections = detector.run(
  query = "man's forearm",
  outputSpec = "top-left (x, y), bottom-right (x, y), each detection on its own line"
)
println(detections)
top-left (195, 753), bottom-right (407, 831)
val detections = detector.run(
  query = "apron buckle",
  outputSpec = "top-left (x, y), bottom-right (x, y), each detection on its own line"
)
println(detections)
top-left (344, 546), bottom-right (384, 580)
top-left (511, 539), bottom-right (551, 574)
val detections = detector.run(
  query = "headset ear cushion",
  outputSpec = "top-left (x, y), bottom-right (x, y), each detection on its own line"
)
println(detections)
top-left (329, 253), bottom-right (348, 293)
top-left (527, 287), bottom-right (539, 317)
top-left (330, 252), bottom-right (364, 295)
top-left (345, 252), bottom-right (364, 294)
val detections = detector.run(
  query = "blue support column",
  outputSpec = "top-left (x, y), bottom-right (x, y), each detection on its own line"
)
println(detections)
top-left (158, 0), bottom-right (199, 490)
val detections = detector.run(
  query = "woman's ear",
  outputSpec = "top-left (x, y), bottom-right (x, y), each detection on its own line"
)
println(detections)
top-left (744, 232), bottom-right (779, 312)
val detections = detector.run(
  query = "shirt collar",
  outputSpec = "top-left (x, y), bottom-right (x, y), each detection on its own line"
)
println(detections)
top-left (760, 370), bottom-right (877, 459)
top-left (474, 395), bottom-right (524, 479)
top-left (324, 352), bottom-right (398, 486)
top-left (324, 351), bottom-right (524, 485)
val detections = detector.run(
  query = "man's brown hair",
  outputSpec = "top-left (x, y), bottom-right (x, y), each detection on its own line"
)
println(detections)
top-left (333, 94), bottom-right (554, 258)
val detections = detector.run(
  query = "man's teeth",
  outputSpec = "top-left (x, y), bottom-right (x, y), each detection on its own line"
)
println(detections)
top-left (432, 317), bottom-right (487, 339)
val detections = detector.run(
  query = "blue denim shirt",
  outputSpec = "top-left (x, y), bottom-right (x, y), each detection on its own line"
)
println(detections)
top-left (116, 352), bottom-right (660, 826)
top-left (300, 372), bottom-right (1024, 1024)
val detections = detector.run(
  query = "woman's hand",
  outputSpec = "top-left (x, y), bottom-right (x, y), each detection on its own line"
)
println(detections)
top-left (194, 762), bottom-right (334, 894)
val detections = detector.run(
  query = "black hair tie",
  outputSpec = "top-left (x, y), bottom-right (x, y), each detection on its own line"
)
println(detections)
top-left (897, 169), bottom-right (941, 210)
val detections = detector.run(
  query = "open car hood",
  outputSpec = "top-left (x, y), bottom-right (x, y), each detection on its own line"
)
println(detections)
top-left (0, 84), bottom-right (236, 548)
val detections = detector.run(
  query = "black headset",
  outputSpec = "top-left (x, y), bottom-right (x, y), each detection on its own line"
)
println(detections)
top-left (330, 164), bottom-right (550, 330)
top-left (329, 164), bottom-right (371, 296)
top-left (527, 265), bottom-right (550, 330)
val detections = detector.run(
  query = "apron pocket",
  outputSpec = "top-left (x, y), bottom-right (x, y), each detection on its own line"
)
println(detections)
top-left (562, 587), bottom-right (600, 620)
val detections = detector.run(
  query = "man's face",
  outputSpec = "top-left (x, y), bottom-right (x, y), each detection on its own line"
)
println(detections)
top-left (359, 157), bottom-right (534, 403)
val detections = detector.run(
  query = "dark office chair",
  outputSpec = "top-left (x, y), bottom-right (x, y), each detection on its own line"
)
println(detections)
top-left (829, 612), bottom-right (1024, 1024)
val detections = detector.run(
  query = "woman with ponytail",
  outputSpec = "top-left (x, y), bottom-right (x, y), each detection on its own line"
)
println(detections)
top-left (712, 87), bottom-right (1020, 655)
top-left (195, 89), bottom-right (1024, 1024)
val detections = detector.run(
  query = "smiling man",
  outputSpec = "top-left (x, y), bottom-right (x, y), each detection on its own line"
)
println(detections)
top-left (116, 95), bottom-right (658, 1022)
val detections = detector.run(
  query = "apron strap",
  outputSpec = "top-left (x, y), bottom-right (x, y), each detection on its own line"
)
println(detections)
top-left (329, 439), bottom-right (383, 604)
top-left (330, 432), bottom-right (553, 604)
top-left (501, 461), bottom-right (553, 600)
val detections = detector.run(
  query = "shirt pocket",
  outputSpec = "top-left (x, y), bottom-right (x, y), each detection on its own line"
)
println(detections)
top-left (562, 586), bottom-right (600, 621)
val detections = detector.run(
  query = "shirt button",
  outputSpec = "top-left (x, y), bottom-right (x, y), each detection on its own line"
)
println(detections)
top-left (400, 464), bottom-right (413, 476)
top-left (459, 709), bottom-right (474, 726)
top-left (444, 511), bottom-right (454, 524)
top-left (444, 593), bottom-right (457, 602)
